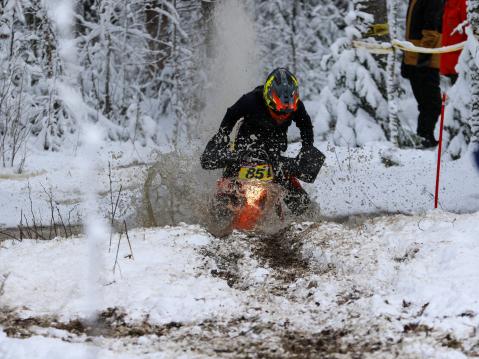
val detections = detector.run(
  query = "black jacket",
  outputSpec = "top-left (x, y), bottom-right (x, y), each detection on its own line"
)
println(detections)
top-left (403, 0), bottom-right (443, 68)
top-left (201, 86), bottom-right (314, 171)
top-left (406, 0), bottom-right (443, 40)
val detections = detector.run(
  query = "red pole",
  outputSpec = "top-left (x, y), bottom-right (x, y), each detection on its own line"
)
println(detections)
top-left (434, 93), bottom-right (447, 209)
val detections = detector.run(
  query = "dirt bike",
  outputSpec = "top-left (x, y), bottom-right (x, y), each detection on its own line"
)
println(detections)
top-left (208, 146), bottom-right (325, 236)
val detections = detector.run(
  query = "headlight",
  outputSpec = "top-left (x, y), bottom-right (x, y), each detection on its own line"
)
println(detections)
top-left (244, 184), bottom-right (266, 206)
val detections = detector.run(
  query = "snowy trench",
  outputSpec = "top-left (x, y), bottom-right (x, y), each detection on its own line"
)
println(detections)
top-left (0, 211), bottom-right (478, 358)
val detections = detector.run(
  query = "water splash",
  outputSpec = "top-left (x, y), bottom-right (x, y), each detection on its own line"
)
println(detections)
top-left (197, 0), bottom-right (261, 141)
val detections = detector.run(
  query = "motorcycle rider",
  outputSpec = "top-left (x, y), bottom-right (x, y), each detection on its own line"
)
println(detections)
top-left (200, 68), bottom-right (324, 215)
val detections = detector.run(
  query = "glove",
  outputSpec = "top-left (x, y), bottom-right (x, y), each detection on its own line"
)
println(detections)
top-left (279, 156), bottom-right (298, 173)
top-left (273, 156), bottom-right (298, 180)
top-left (416, 54), bottom-right (431, 68)
top-left (296, 145), bottom-right (325, 183)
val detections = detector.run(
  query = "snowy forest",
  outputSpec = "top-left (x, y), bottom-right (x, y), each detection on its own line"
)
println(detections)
top-left (1, 0), bottom-right (479, 358)
top-left (1, 0), bottom-right (477, 165)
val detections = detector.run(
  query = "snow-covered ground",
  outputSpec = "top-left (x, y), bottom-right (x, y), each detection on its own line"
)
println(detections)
top-left (311, 142), bottom-right (479, 216)
top-left (1, 140), bottom-right (479, 357)
top-left (0, 142), bottom-right (155, 230)
top-left (2, 0), bottom-right (478, 355)
top-left (1, 140), bottom-right (478, 230)
top-left (0, 211), bottom-right (478, 358)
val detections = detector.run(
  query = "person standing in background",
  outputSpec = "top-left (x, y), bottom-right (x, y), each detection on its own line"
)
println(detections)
top-left (473, 144), bottom-right (479, 170)
top-left (440, 0), bottom-right (467, 84)
top-left (401, 0), bottom-right (444, 148)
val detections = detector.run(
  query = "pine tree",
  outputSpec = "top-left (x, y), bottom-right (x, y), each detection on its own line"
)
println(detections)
top-left (316, 0), bottom-right (389, 146)
top-left (442, 1), bottom-right (479, 159)
top-left (0, 0), bottom-right (70, 163)
top-left (442, 52), bottom-right (472, 159)
top-left (0, 0), bottom-right (370, 154)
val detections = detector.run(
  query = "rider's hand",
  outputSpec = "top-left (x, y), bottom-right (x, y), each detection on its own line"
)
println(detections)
top-left (278, 156), bottom-right (298, 175)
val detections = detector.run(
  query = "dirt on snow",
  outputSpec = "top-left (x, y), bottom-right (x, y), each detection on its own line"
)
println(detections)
top-left (2, 219), bottom-right (478, 358)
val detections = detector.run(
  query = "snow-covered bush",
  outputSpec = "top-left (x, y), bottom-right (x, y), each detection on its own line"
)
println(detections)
top-left (10, 0), bottom-right (479, 155)
top-left (0, 0), bottom-right (211, 153)
top-left (442, 49), bottom-right (473, 159)
top-left (0, 0), bottom-right (69, 164)
top-left (443, 6), bottom-right (479, 159)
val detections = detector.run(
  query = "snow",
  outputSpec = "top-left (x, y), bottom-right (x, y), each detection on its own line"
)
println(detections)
top-left (1, 1), bottom-right (479, 356)
top-left (305, 142), bottom-right (479, 216)
top-left (0, 331), bottom-right (139, 359)
top-left (1, 140), bottom-right (478, 230)
top-left (0, 141), bottom-right (154, 229)
top-left (0, 212), bottom-right (478, 357)
top-left (0, 226), bottom-right (239, 325)
top-left (372, 212), bottom-right (479, 329)
top-left (0, 126), bottom-right (477, 359)
top-left (391, 39), bottom-right (466, 54)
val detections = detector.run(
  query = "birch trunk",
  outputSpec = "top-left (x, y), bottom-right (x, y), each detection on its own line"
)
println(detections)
top-left (468, 0), bottom-right (479, 144)
top-left (386, 0), bottom-right (400, 145)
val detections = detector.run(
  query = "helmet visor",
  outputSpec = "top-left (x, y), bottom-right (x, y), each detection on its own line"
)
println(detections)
top-left (271, 89), bottom-right (299, 114)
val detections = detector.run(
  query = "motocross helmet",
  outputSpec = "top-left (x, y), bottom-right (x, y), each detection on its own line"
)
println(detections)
top-left (263, 68), bottom-right (299, 120)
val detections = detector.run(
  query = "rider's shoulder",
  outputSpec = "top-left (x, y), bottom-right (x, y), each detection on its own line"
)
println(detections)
top-left (246, 85), bottom-right (264, 99)
top-left (236, 86), bottom-right (264, 106)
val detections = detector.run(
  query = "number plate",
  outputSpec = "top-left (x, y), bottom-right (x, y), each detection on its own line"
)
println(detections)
top-left (238, 164), bottom-right (273, 181)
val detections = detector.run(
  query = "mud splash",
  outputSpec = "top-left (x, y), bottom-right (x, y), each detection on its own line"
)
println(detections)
top-left (0, 307), bottom-right (182, 339)
top-left (141, 151), bottom-right (217, 227)
top-left (0, 308), bottom-right (383, 358)
top-left (2, 216), bottom-right (478, 357)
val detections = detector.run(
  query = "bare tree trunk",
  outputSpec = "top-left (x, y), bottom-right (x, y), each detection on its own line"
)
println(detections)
top-left (145, 0), bottom-right (169, 72)
top-left (9, 7), bottom-right (14, 59)
top-left (386, 0), bottom-right (400, 145)
top-left (201, 0), bottom-right (215, 59)
top-left (104, 32), bottom-right (112, 115)
top-left (290, 1), bottom-right (298, 74)
top-left (172, 0), bottom-right (180, 147)
top-left (145, 0), bottom-right (159, 61)
top-left (44, 18), bottom-right (54, 78)
top-left (468, 0), bottom-right (479, 144)
top-left (361, 0), bottom-right (389, 41)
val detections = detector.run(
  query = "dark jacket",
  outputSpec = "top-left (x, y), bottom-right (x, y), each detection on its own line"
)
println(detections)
top-left (404, 0), bottom-right (443, 68)
top-left (201, 86), bottom-right (314, 172)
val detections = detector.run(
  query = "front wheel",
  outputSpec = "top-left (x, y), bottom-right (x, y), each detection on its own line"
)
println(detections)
top-left (207, 194), bottom-right (235, 238)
